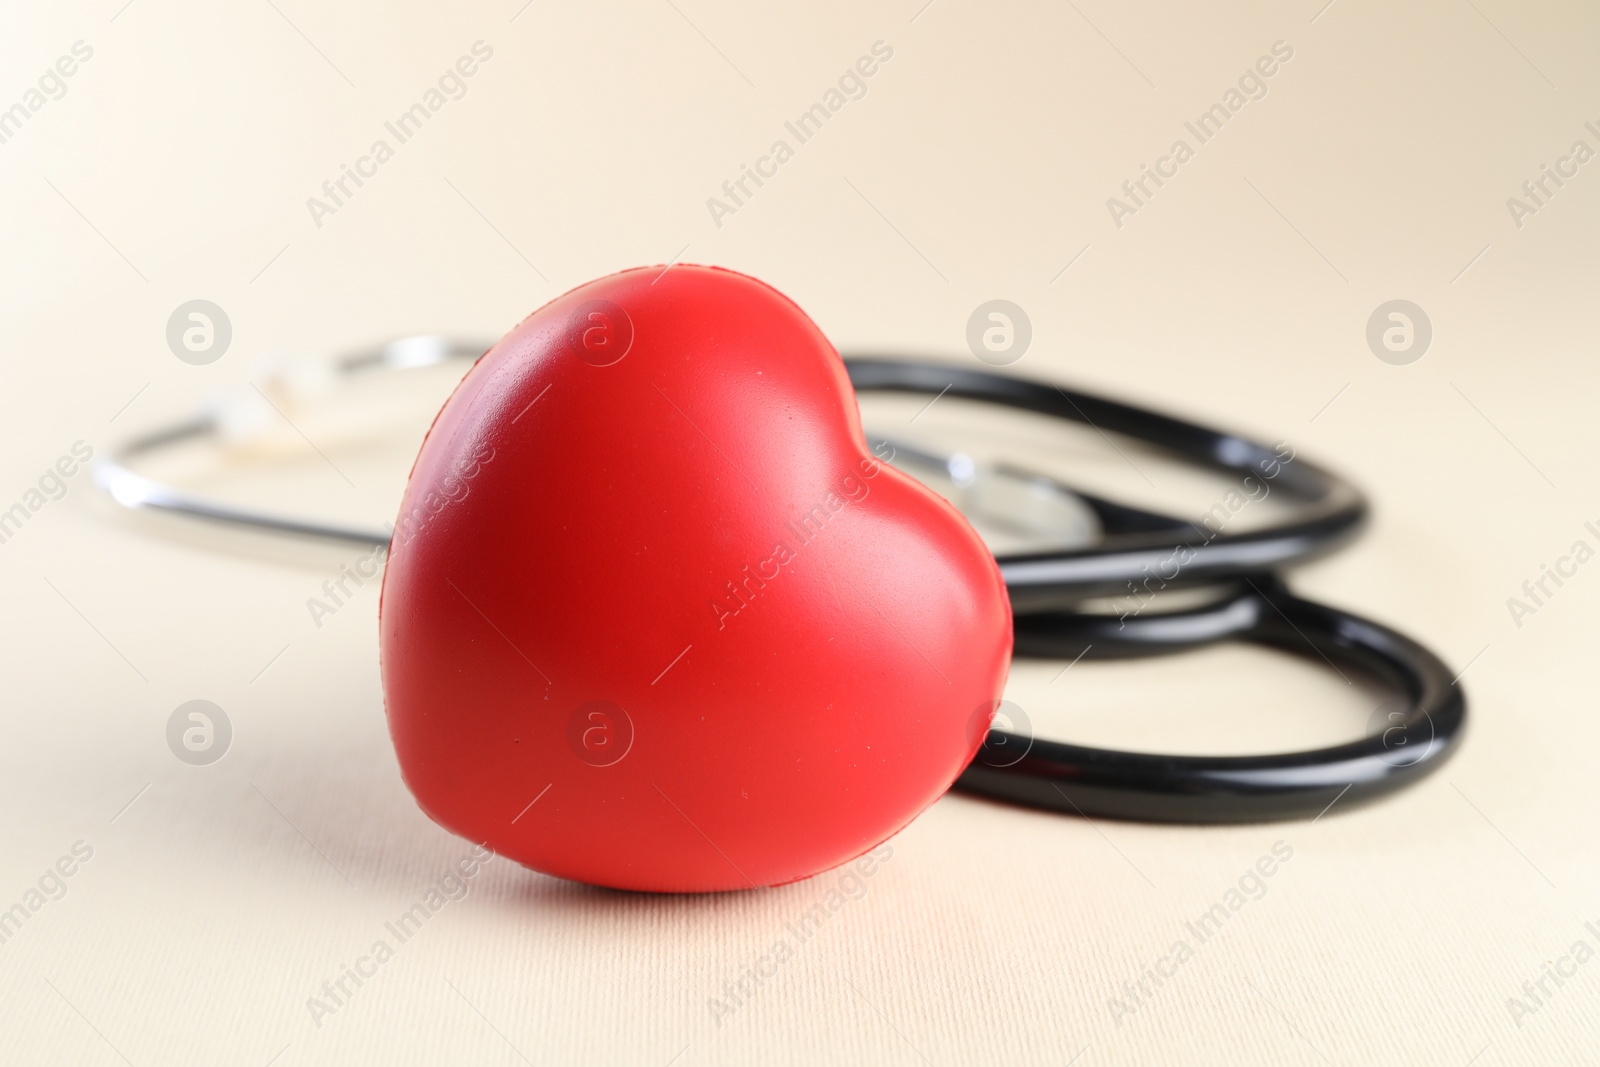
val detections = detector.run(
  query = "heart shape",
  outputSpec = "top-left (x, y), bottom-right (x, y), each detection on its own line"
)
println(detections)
top-left (380, 266), bottom-right (1012, 892)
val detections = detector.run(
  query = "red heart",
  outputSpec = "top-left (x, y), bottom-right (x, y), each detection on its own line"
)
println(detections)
top-left (380, 266), bottom-right (1012, 892)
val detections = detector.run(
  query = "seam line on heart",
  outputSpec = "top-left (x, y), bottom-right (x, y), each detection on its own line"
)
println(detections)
top-left (652, 782), bottom-right (758, 889)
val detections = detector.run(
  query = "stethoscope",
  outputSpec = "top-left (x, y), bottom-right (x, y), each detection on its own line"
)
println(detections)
top-left (96, 336), bottom-right (1465, 824)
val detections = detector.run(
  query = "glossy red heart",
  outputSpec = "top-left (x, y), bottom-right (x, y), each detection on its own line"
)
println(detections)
top-left (379, 265), bottom-right (1012, 892)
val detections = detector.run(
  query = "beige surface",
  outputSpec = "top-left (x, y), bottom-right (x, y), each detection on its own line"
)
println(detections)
top-left (3, 0), bottom-right (1599, 1063)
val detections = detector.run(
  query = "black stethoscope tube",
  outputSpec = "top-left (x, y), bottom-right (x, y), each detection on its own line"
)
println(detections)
top-left (964, 576), bottom-right (1465, 822)
top-left (844, 357), bottom-right (1465, 824)
top-left (845, 358), bottom-right (1369, 606)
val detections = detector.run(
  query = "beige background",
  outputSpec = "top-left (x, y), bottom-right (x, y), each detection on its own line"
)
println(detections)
top-left (3, 0), bottom-right (1599, 1063)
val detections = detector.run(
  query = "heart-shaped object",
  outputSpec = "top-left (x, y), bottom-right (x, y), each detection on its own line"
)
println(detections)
top-left (380, 265), bottom-right (1012, 892)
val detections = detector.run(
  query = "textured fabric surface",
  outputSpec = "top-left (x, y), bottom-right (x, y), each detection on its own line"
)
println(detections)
top-left (2, 1), bottom-right (1597, 1063)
